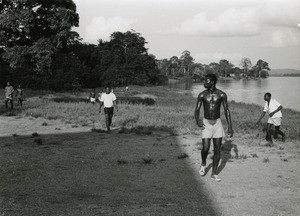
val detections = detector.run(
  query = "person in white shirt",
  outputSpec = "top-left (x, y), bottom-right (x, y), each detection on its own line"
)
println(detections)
top-left (99, 86), bottom-right (117, 132)
top-left (256, 92), bottom-right (285, 143)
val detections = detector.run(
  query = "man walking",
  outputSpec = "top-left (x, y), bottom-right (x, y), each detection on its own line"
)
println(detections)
top-left (99, 86), bottom-right (117, 132)
top-left (4, 82), bottom-right (14, 110)
top-left (16, 85), bottom-right (24, 107)
top-left (256, 92), bottom-right (285, 143)
top-left (194, 74), bottom-right (233, 182)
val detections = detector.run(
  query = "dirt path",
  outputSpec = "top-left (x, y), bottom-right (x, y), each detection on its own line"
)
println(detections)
top-left (0, 116), bottom-right (91, 137)
top-left (0, 116), bottom-right (299, 215)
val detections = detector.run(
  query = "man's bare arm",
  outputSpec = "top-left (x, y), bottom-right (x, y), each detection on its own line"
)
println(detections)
top-left (113, 100), bottom-right (117, 111)
top-left (194, 95), bottom-right (203, 127)
top-left (256, 112), bottom-right (266, 124)
top-left (222, 93), bottom-right (233, 137)
top-left (99, 101), bottom-right (103, 113)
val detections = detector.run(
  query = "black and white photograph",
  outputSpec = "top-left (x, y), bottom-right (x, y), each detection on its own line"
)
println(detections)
top-left (0, 0), bottom-right (299, 215)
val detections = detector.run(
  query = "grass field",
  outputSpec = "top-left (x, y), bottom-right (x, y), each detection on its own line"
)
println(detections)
top-left (1, 86), bottom-right (300, 215)
top-left (0, 86), bottom-right (299, 139)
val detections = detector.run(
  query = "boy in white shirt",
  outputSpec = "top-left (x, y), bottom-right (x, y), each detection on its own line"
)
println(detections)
top-left (99, 86), bottom-right (117, 132)
top-left (256, 92), bottom-right (285, 143)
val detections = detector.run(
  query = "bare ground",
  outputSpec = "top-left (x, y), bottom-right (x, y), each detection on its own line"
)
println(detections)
top-left (0, 116), bottom-right (299, 216)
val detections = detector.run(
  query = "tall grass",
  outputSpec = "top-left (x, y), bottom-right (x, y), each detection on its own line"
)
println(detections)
top-left (1, 86), bottom-right (299, 139)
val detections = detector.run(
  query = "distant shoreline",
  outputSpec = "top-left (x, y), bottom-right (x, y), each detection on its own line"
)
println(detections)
top-left (269, 74), bottom-right (300, 77)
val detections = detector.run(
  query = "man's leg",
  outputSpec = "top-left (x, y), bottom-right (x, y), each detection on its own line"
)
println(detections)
top-left (5, 99), bottom-right (8, 109)
top-left (199, 138), bottom-right (211, 176)
top-left (109, 113), bottom-right (113, 128)
top-left (201, 138), bottom-right (211, 167)
top-left (266, 123), bottom-right (273, 143)
top-left (212, 138), bottom-right (222, 176)
top-left (275, 126), bottom-right (285, 141)
top-left (105, 114), bottom-right (110, 131)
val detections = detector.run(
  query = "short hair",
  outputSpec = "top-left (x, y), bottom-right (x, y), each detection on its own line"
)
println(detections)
top-left (205, 73), bottom-right (218, 83)
top-left (264, 92), bottom-right (271, 97)
top-left (105, 86), bottom-right (111, 89)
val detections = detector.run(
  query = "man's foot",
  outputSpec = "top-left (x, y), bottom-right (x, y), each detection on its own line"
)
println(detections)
top-left (211, 174), bottom-right (221, 182)
top-left (199, 165), bottom-right (206, 176)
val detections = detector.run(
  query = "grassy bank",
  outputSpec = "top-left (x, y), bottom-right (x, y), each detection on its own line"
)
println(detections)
top-left (1, 86), bottom-right (299, 139)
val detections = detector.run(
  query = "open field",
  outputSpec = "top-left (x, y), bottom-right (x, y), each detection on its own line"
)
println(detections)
top-left (1, 86), bottom-right (299, 139)
top-left (0, 86), bottom-right (300, 215)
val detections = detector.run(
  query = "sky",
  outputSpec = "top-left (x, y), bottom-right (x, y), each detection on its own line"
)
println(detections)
top-left (72, 0), bottom-right (300, 70)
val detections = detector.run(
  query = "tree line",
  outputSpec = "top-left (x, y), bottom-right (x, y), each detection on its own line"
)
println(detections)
top-left (0, 0), bottom-right (271, 91)
top-left (157, 51), bottom-right (271, 82)
top-left (0, 0), bottom-right (166, 90)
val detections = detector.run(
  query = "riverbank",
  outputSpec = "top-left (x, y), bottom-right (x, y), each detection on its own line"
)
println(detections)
top-left (1, 85), bottom-right (299, 139)
top-left (0, 86), bottom-right (299, 215)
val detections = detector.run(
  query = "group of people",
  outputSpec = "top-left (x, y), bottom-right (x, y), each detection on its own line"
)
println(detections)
top-left (97, 74), bottom-right (285, 182)
top-left (3, 77), bottom-right (286, 182)
top-left (3, 82), bottom-right (24, 110)
top-left (194, 73), bottom-right (285, 182)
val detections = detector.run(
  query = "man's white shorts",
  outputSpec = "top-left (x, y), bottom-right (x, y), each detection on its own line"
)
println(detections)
top-left (267, 117), bottom-right (281, 126)
top-left (202, 118), bottom-right (225, 139)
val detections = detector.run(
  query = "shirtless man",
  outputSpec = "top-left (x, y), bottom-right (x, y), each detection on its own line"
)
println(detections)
top-left (194, 74), bottom-right (233, 182)
top-left (16, 85), bottom-right (24, 107)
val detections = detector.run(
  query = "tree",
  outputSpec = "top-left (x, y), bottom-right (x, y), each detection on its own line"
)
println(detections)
top-left (219, 59), bottom-right (233, 77)
top-left (49, 52), bottom-right (85, 91)
top-left (91, 30), bottom-right (165, 86)
top-left (0, 49), bottom-right (10, 87)
top-left (169, 56), bottom-right (181, 77)
top-left (260, 70), bottom-right (269, 78)
top-left (109, 30), bottom-right (147, 56)
top-left (253, 59), bottom-right (270, 78)
top-left (240, 57), bottom-right (252, 78)
top-left (190, 63), bottom-right (205, 81)
top-left (179, 50), bottom-right (194, 76)
top-left (0, 0), bottom-right (80, 88)
top-left (206, 62), bottom-right (220, 76)
top-left (230, 67), bottom-right (243, 79)
top-left (156, 58), bottom-right (171, 76)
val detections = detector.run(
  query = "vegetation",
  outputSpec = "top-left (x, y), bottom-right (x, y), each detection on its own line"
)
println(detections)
top-left (157, 53), bottom-right (271, 81)
top-left (1, 86), bottom-right (299, 140)
top-left (0, 0), bottom-right (274, 92)
top-left (0, 1), bottom-right (167, 90)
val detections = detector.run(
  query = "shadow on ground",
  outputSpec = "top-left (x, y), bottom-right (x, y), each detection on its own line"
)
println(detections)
top-left (218, 140), bottom-right (238, 175)
top-left (0, 130), bottom-right (221, 216)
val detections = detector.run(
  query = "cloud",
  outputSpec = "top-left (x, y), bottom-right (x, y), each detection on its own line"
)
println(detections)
top-left (260, 0), bottom-right (300, 28)
top-left (264, 30), bottom-right (300, 47)
top-left (85, 16), bottom-right (135, 43)
top-left (169, 8), bottom-right (259, 37)
top-left (168, 0), bottom-right (299, 37)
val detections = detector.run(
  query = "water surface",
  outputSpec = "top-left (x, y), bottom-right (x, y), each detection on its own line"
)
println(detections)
top-left (170, 77), bottom-right (300, 111)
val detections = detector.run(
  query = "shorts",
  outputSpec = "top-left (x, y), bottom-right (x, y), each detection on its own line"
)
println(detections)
top-left (267, 117), bottom-right (281, 126)
top-left (90, 98), bottom-right (96, 103)
top-left (104, 107), bottom-right (114, 115)
top-left (202, 118), bottom-right (225, 139)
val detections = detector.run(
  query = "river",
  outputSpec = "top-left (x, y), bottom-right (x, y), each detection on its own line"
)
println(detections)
top-left (169, 77), bottom-right (300, 111)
